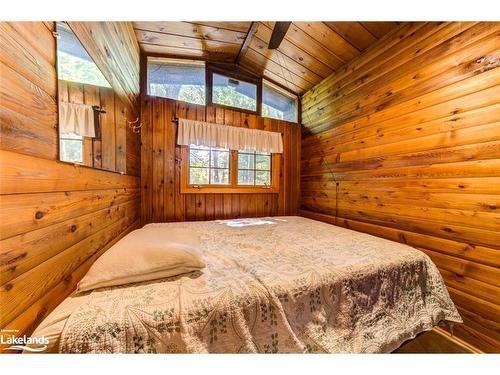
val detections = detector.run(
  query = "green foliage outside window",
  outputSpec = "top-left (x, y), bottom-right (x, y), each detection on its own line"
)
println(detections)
top-left (212, 86), bottom-right (256, 111)
top-left (57, 51), bottom-right (110, 88)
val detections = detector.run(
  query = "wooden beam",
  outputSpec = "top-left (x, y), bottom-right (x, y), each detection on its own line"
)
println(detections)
top-left (235, 22), bottom-right (258, 64)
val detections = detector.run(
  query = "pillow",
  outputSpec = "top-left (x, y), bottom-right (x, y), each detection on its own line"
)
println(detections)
top-left (76, 227), bottom-right (205, 293)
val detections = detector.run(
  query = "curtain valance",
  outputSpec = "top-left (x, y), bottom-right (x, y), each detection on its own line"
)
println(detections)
top-left (177, 118), bottom-right (283, 153)
top-left (59, 102), bottom-right (95, 137)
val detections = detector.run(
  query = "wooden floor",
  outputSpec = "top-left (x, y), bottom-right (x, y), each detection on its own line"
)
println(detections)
top-left (394, 328), bottom-right (481, 353)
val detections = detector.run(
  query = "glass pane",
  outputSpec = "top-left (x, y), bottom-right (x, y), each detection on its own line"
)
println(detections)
top-left (60, 132), bottom-right (83, 140)
top-left (211, 169), bottom-right (229, 184)
top-left (57, 24), bottom-right (110, 87)
top-left (255, 154), bottom-right (271, 170)
top-left (189, 149), bottom-right (209, 167)
top-left (148, 58), bottom-right (205, 105)
top-left (238, 170), bottom-right (254, 185)
top-left (210, 150), bottom-right (229, 168)
top-left (189, 144), bottom-right (210, 150)
top-left (189, 168), bottom-right (209, 185)
top-left (60, 140), bottom-right (83, 163)
top-left (238, 152), bottom-right (254, 169)
top-left (262, 81), bottom-right (297, 122)
top-left (255, 171), bottom-right (271, 186)
top-left (212, 73), bottom-right (257, 111)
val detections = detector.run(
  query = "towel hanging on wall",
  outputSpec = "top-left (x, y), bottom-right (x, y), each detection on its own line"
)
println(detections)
top-left (59, 102), bottom-right (96, 137)
top-left (177, 118), bottom-right (283, 153)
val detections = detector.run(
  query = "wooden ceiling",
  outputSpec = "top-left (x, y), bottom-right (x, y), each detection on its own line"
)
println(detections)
top-left (132, 21), bottom-right (401, 95)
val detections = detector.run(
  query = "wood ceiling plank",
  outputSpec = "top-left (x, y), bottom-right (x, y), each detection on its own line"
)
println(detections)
top-left (135, 29), bottom-right (241, 51)
top-left (325, 22), bottom-right (378, 51)
top-left (243, 47), bottom-right (314, 91)
top-left (245, 35), bottom-right (323, 85)
top-left (262, 21), bottom-right (345, 68)
top-left (361, 22), bottom-right (401, 39)
top-left (139, 43), bottom-right (236, 62)
top-left (133, 22), bottom-right (247, 44)
top-left (254, 22), bottom-right (334, 78)
top-left (293, 21), bottom-right (360, 61)
top-left (240, 54), bottom-right (305, 94)
top-left (190, 21), bottom-right (252, 33)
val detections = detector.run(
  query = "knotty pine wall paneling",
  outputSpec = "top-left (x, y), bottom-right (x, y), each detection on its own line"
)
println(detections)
top-left (0, 22), bottom-right (141, 348)
top-left (141, 96), bottom-right (301, 224)
top-left (300, 21), bottom-right (500, 353)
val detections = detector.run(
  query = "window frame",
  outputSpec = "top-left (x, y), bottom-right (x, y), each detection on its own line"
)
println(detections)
top-left (237, 150), bottom-right (273, 187)
top-left (262, 79), bottom-right (299, 123)
top-left (144, 56), bottom-right (299, 123)
top-left (188, 145), bottom-right (231, 186)
top-left (146, 57), bottom-right (206, 105)
top-left (206, 64), bottom-right (262, 115)
top-left (59, 133), bottom-right (85, 164)
top-left (181, 146), bottom-right (280, 194)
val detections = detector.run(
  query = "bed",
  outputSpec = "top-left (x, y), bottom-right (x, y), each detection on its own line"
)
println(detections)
top-left (31, 216), bottom-right (461, 353)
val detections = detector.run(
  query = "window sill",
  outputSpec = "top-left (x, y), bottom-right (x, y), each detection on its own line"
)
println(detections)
top-left (181, 185), bottom-right (279, 194)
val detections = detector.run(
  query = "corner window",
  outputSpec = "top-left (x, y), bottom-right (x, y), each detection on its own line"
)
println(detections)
top-left (147, 57), bottom-right (205, 105)
top-left (211, 73), bottom-right (257, 112)
top-left (262, 80), bottom-right (298, 122)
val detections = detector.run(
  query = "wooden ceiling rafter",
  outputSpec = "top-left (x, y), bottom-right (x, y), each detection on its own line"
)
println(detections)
top-left (235, 22), bottom-right (258, 64)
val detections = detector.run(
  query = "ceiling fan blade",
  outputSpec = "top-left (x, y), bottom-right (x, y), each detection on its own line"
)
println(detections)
top-left (268, 22), bottom-right (291, 49)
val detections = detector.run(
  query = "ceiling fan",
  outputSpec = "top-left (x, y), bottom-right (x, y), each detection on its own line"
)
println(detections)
top-left (268, 22), bottom-right (292, 49)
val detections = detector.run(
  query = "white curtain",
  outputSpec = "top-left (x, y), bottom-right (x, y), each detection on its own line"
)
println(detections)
top-left (59, 102), bottom-right (95, 137)
top-left (177, 118), bottom-right (283, 153)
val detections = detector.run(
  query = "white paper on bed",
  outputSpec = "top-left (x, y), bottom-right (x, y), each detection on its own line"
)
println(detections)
top-left (76, 228), bottom-right (205, 293)
top-left (49, 217), bottom-right (461, 353)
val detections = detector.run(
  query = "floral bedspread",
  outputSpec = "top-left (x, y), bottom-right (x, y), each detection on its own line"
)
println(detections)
top-left (59, 216), bottom-right (461, 353)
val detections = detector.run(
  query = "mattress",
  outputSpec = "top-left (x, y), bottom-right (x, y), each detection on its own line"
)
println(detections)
top-left (31, 216), bottom-right (461, 353)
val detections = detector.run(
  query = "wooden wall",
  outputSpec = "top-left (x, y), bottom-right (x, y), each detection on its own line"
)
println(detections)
top-left (59, 80), bottom-right (140, 175)
top-left (0, 22), bottom-right (141, 347)
top-left (141, 96), bottom-right (301, 224)
top-left (300, 22), bottom-right (500, 353)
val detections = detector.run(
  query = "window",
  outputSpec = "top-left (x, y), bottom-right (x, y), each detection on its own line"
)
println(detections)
top-left (181, 146), bottom-right (279, 193)
top-left (237, 151), bottom-right (272, 186)
top-left (147, 57), bottom-right (205, 105)
top-left (189, 145), bottom-right (230, 185)
top-left (60, 132), bottom-right (83, 163)
top-left (56, 23), bottom-right (110, 88)
top-left (211, 73), bottom-right (257, 112)
top-left (262, 80), bottom-right (298, 122)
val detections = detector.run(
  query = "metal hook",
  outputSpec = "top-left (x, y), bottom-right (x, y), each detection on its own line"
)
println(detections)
top-left (128, 117), bottom-right (139, 128)
top-left (132, 121), bottom-right (142, 133)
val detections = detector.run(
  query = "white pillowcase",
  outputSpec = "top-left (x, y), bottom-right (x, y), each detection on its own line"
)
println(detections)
top-left (76, 227), bottom-right (205, 293)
